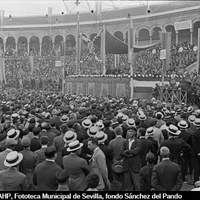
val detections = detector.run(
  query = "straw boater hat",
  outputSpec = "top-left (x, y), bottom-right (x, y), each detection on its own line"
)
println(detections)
top-left (60, 115), bottom-right (69, 123)
top-left (193, 118), bottom-right (200, 127)
top-left (127, 118), bottom-right (135, 127)
top-left (4, 151), bottom-right (23, 167)
top-left (87, 126), bottom-right (99, 137)
top-left (138, 114), bottom-right (147, 121)
top-left (155, 112), bottom-right (164, 119)
top-left (96, 131), bottom-right (108, 143)
top-left (177, 120), bottom-right (188, 129)
top-left (95, 121), bottom-right (105, 130)
top-left (47, 105), bottom-right (53, 110)
top-left (67, 140), bottom-right (83, 152)
top-left (146, 127), bottom-right (155, 137)
top-left (187, 106), bottom-right (193, 113)
top-left (188, 115), bottom-right (196, 124)
top-left (122, 114), bottom-right (128, 122)
top-left (7, 129), bottom-right (20, 140)
top-left (63, 131), bottom-right (77, 144)
top-left (11, 113), bottom-right (19, 119)
top-left (82, 119), bottom-right (92, 129)
top-left (167, 125), bottom-right (181, 135)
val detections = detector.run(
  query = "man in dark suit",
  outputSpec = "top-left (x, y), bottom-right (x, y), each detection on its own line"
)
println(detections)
top-left (0, 151), bottom-right (27, 191)
top-left (140, 152), bottom-right (155, 191)
top-left (63, 140), bottom-right (89, 191)
top-left (151, 146), bottom-right (182, 191)
top-left (121, 126), bottom-right (142, 191)
top-left (35, 136), bottom-right (49, 164)
top-left (96, 131), bottom-right (113, 181)
top-left (160, 125), bottom-right (191, 166)
top-left (19, 137), bottom-right (38, 191)
top-left (30, 127), bottom-right (41, 152)
top-left (138, 127), bottom-right (156, 167)
top-left (109, 126), bottom-right (126, 187)
top-left (52, 124), bottom-right (68, 167)
top-left (33, 146), bottom-right (62, 191)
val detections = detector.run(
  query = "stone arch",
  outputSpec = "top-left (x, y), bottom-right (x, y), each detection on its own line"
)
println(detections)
top-left (114, 31), bottom-right (123, 41)
top-left (29, 36), bottom-right (40, 56)
top-left (165, 25), bottom-right (176, 45)
top-left (193, 20), bottom-right (200, 45)
top-left (138, 28), bottom-right (150, 45)
top-left (55, 35), bottom-right (63, 47)
top-left (151, 27), bottom-right (162, 42)
top-left (17, 36), bottom-right (28, 56)
top-left (80, 34), bottom-right (88, 51)
top-left (66, 34), bottom-right (76, 47)
top-left (41, 35), bottom-right (53, 56)
top-left (5, 36), bottom-right (16, 56)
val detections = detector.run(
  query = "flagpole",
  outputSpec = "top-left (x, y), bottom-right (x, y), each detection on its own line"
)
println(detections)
top-left (62, 30), bottom-right (66, 94)
top-left (101, 25), bottom-right (106, 75)
top-left (128, 16), bottom-right (134, 99)
top-left (76, 12), bottom-right (80, 75)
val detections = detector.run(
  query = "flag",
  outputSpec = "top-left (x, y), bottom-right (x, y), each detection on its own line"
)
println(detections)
top-left (100, 25), bottom-right (106, 75)
top-left (30, 56), bottom-right (34, 74)
top-left (198, 29), bottom-right (200, 75)
top-left (128, 19), bottom-right (134, 64)
top-left (0, 10), bottom-right (4, 31)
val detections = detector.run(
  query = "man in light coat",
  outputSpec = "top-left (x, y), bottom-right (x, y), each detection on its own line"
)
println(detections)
top-left (88, 137), bottom-right (110, 191)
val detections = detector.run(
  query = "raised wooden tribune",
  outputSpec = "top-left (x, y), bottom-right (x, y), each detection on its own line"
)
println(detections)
top-left (161, 88), bottom-right (187, 104)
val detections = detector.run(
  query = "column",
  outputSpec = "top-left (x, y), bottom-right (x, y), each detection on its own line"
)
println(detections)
top-left (27, 42), bottom-right (29, 55)
top-left (123, 32), bottom-right (126, 43)
top-left (190, 28), bottom-right (193, 45)
top-left (176, 30), bottom-right (179, 45)
top-left (136, 32), bottom-right (139, 45)
top-left (16, 42), bottom-right (18, 54)
top-left (149, 34), bottom-right (152, 44)
top-left (3, 43), bottom-right (6, 52)
top-left (40, 42), bottom-right (42, 56)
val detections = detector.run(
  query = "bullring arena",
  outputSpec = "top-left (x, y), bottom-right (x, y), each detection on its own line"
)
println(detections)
top-left (0, 0), bottom-right (200, 193)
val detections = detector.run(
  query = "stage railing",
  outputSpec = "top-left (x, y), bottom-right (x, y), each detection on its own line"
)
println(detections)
top-left (161, 88), bottom-right (187, 104)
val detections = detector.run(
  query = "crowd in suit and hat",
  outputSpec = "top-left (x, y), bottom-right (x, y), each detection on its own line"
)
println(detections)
top-left (3, 89), bottom-right (200, 191)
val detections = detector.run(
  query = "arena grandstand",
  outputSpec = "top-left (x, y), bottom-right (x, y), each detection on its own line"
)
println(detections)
top-left (0, 1), bottom-right (200, 95)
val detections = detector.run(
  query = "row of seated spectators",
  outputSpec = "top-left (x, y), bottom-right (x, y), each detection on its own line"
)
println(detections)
top-left (2, 41), bottom-right (198, 86)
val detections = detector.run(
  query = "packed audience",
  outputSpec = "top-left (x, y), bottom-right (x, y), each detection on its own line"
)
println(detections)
top-left (0, 89), bottom-right (200, 191)
top-left (1, 39), bottom-right (198, 86)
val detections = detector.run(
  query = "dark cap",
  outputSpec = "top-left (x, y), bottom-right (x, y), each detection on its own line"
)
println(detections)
top-left (44, 146), bottom-right (56, 158)
top-left (40, 136), bottom-right (49, 145)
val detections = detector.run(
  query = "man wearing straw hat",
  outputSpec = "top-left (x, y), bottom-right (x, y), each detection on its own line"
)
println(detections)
top-left (160, 125), bottom-right (191, 166)
top-left (0, 151), bottom-right (27, 191)
top-left (63, 140), bottom-right (89, 191)
top-left (177, 120), bottom-right (192, 182)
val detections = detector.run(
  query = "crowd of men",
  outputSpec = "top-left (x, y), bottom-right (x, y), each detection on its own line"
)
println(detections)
top-left (0, 88), bottom-right (200, 191)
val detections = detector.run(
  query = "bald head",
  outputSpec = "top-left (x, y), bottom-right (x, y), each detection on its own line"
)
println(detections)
top-left (160, 146), bottom-right (170, 158)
